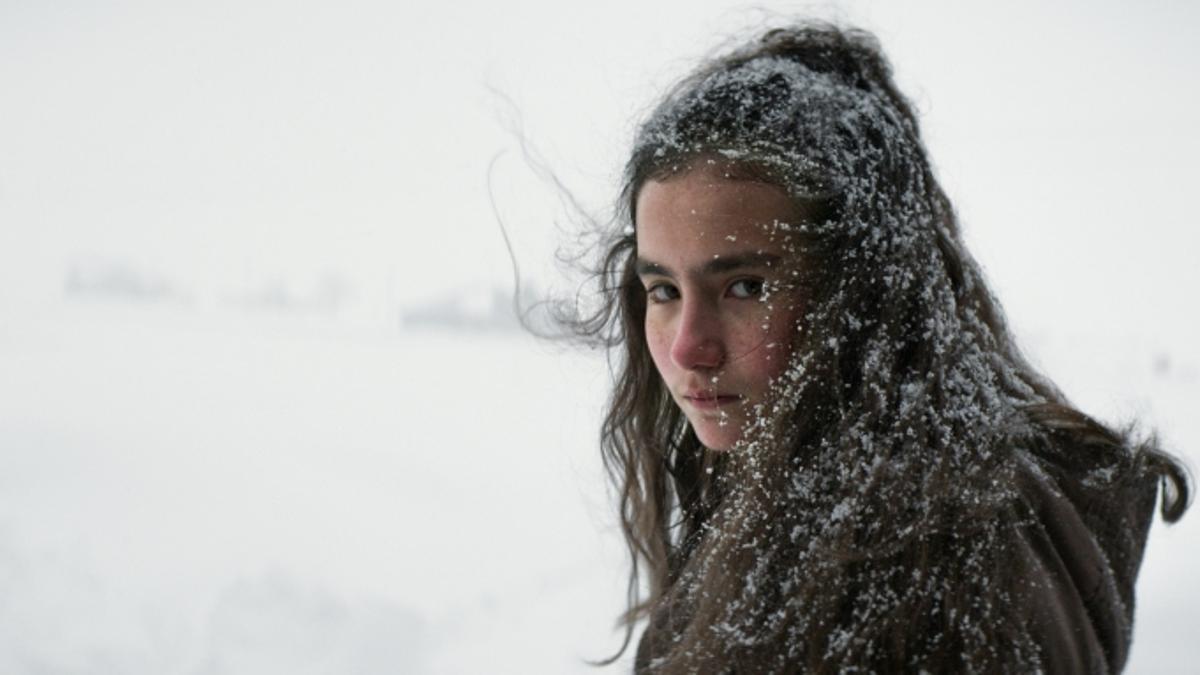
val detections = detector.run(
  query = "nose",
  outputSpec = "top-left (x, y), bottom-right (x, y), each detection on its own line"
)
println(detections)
top-left (669, 299), bottom-right (725, 371)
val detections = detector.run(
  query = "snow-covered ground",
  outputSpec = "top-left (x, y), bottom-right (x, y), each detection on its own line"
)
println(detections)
top-left (0, 295), bottom-right (1196, 673)
top-left (0, 299), bottom-right (630, 674)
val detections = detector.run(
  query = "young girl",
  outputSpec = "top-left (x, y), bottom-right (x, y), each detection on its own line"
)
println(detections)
top-left (569, 23), bottom-right (1190, 673)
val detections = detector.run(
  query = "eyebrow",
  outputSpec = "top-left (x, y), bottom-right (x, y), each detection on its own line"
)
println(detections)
top-left (635, 251), bottom-right (783, 278)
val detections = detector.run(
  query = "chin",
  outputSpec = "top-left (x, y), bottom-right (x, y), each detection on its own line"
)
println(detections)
top-left (693, 423), bottom-right (741, 452)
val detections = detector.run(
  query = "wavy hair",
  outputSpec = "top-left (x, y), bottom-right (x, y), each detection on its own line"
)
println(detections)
top-left (565, 23), bottom-right (1190, 673)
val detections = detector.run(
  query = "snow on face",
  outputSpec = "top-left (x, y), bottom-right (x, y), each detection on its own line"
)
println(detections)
top-left (635, 161), bottom-right (806, 451)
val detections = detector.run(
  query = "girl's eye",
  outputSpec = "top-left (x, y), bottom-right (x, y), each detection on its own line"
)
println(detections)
top-left (647, 283), bottom-right (680, 303)
top-left (728, 278), bottom-right (764, 299)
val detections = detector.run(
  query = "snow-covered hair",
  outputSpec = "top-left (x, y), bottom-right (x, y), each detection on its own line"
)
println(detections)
top-left (568, 23), bottom-right (1189, 672)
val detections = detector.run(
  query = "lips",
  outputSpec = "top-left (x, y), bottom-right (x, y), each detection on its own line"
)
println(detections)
top-left (682, 392), bottom-right (742, 409)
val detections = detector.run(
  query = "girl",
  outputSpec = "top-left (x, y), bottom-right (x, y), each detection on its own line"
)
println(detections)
top-left (569, 23), bottom-right (1190, 673)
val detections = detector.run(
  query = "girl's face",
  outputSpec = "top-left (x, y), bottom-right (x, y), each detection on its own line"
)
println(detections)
top-left (635, 162), bottom-right (805, 451)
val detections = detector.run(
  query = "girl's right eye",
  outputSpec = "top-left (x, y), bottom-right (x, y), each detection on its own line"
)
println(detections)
top-left (647, 283), bottom-right (680, 303)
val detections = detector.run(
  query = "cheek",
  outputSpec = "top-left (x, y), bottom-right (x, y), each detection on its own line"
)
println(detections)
top-left (742, 303), bottom-right (801, 381)
top-left (644, 319), bottom-right (674, 379)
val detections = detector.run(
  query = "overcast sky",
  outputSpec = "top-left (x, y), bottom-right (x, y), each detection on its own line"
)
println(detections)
top-left (3, 0), bottom-right (1198, 339)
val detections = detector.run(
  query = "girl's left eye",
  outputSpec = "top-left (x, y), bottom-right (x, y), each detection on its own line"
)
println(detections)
top-left (727, 278), bottom-right (764, 299)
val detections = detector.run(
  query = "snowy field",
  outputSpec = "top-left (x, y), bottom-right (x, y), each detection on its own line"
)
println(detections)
top-left (2, 0), bottom-right (1198, 673)
top-left (0, 300), bottom-right (631, 674)
top-left (0, 298), bottom-right (1196, 673)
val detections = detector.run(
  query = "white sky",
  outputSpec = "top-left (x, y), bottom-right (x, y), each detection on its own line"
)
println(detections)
top-left (2, 0), bottom-right (1197, 335)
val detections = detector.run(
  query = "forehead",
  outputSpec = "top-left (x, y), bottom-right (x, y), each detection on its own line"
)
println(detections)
top-left (635, 164), bottom-right (800, 258)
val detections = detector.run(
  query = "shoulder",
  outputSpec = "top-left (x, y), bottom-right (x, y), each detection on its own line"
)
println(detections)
top-left (1008, 442), bottom-right (1158, 673)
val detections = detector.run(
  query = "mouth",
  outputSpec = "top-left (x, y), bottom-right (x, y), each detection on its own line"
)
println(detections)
top-left (682, 392), bottom-right (743, 410)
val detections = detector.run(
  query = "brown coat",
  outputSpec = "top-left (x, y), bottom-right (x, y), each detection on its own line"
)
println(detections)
top-left (634, 446), bottom-right (1160, 673)
top-left (1014, 447), bottom-right (1158, 673)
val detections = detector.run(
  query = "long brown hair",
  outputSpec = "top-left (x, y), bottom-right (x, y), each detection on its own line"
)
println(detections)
top-left (566, 23), bottom-right (1190, 672)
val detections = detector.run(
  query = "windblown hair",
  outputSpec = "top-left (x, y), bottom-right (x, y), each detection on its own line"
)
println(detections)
top-left (566, 23), bottom-right (1190, 673)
